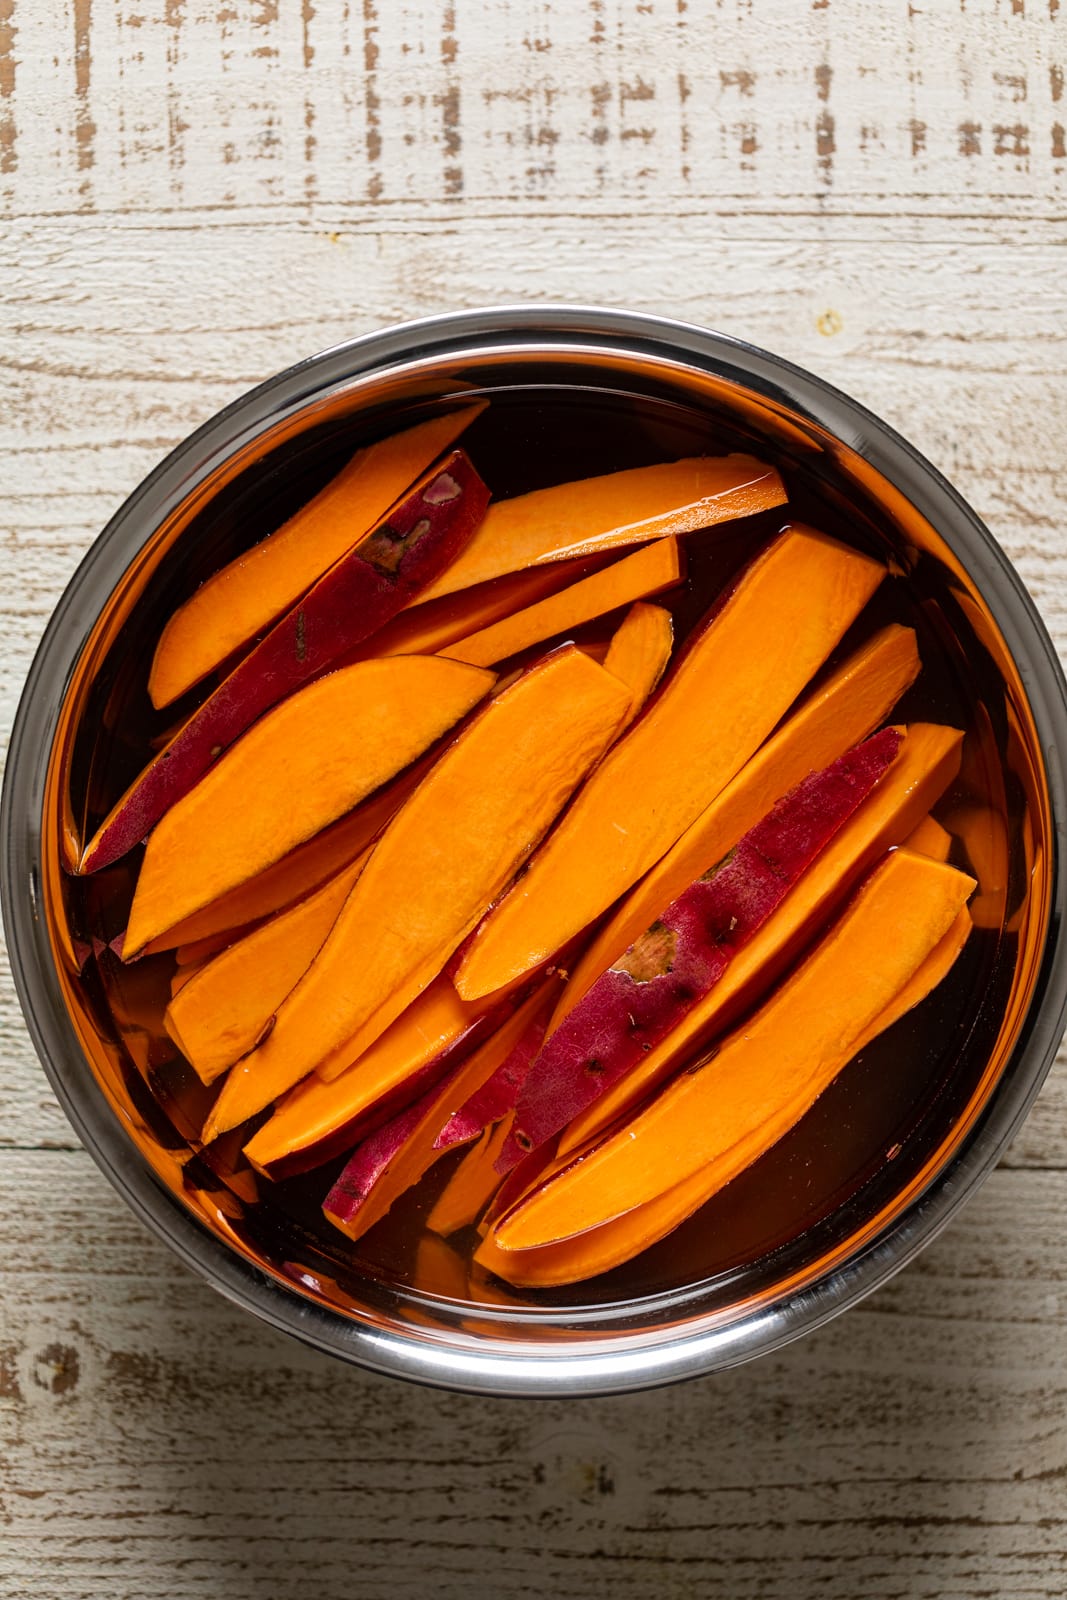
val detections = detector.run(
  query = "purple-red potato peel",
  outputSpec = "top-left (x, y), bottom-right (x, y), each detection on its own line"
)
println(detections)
top-left (435, 1012), bottom-right (548, 1151)
top-left (498, 728), bottom-right (902, 1171)
top-left (559, 720), bottom-right (964, 1156)
top-left (492, 850), bottom-right (976, 1256)
top-left (455, 528), bottom-right (885, 1001)
top-left (83, 453), bottom-right (490, 873)
top-left (149, 405), bottom-right (485, 708)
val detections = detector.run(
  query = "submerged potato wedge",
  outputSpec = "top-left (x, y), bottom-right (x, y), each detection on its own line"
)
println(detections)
top-left (438, 537), bottom-right (683, 668)
top-left (416, 453), bottom-right (787, 601)
top-left (559, 720), bottom-right (964, 1156)
top-left (149, 404), bottom-right (486, 708)
top-left (491, 850), bottom-right (975, 1258)
top-left (138, 758), bottom-right (432, 957)
top-left (164, 853), bottom-right (369, 1084)
top-left (601, 600), bottom-right (674, 723)
top-left (125, 656), bottom-right (495, 957)
top-left (553, 622), bottom-right (920, 1032)
top-left (454, 527), bottom-right (885, 1001)
top-left (202, 647), bottom-right (631, 1139)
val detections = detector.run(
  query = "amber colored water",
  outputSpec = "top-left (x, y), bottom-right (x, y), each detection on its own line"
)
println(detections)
top-left (54, 379), bottom-right (1037, 1314)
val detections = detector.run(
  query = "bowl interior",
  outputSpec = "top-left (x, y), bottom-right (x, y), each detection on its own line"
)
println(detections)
top-left (19, 327), bottom-right (1060, 1376)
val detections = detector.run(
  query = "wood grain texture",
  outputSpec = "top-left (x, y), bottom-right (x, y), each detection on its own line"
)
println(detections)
top-left (1, 1154), bottom-right (1065, 1600)
top-left (1, 1), bottom-right (1066, 1596)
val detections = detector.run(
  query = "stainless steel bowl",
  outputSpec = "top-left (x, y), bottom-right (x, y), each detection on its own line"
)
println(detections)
top-left (4, 306), bottom-right (1066, 1396)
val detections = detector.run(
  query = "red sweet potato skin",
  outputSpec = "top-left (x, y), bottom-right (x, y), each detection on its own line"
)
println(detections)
top-left (245, 1054), bottom-right (458, 1184)
top-left (433, 1015), bottom-right (547, 1150)
top-left (497, 727), bottom-right (903, 1171)
top-left (80, 452), bottom-right (489, 873)
top-left (322, 1071), bottom-right (460, 1230)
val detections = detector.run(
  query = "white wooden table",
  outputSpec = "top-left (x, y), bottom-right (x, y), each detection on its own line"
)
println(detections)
top-left (2, 4), bottom-right (1066, 1596)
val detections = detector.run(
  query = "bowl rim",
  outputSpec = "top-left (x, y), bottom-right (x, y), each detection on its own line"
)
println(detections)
top-left (4, 303), bottom-right (1067, 1397)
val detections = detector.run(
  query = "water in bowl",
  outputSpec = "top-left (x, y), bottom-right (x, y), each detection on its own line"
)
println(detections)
top-left (48, 370), bottom-right (1042, 1319)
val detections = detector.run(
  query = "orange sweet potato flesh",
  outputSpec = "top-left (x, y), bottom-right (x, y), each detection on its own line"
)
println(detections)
top-left (202, 647), bottom-right (631, 1139)
top-left (169, 963), bottom-right (202, 999)
top-left (241, 974), bottom-right (500, 1179)
top-left (165, 853), bottom-right (368, 1085)
top-left (138, 756), bottom-right (431, 956)
top-left (945, 803), bottom-right (1009, 929)
top-left (438, 538), bottom-right (683, 669)
top-left (477, 901), bottom-right (975, 1287)
top-left (174, 931), bottom-right (236, 966)
top-left (454, 527), bottom-right (885, 1001)
top-left (559, 720), bottom-right (963, 1156)
top-left (125, 656), bottom-right (494, 958)
top-left (417, 453), bottom-right (787, 603)
top-left (493, 850), bottom-right (976, 1255)
top-left (148, 405), bottom-right (485, 708)
top-left (553, 623), bottom-right (920, 1033)
top-left (601, 601), bottom-right (674, 721)
top-left (903, 812), bottom-right (953, 863)
top-left (353, 555), bottom-right (608, 660)
top-left (323, 986), bottom-right (555, 1242)
top-left (414, 1234), bottom-right (471, 1301)
top-left (428, 1114), bottom-right (515, 1236)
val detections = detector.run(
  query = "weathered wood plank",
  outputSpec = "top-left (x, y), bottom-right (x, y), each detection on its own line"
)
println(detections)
top-left (1, 0), bottom-right (1063, 220)
top-left (0, 1153), bottom-right (1064, 1599)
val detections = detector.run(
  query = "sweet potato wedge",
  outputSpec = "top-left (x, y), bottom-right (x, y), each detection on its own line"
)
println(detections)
top-left (438, 538), bottom-right (683, 669)
top-left (553, 623), bottom-right (920, 1030)
top-left (557, 720), bottom-right (964, 1156)
top-left (83, 453), bottom-right (489, 873)
top-left (164, 852), bottom-right (368, 1084)
top-left (322, 987), bottom-right (555, 1241)
top-left (904, 813), bottom-right (953, 862)
top-left (428, 1116), bottom-right (516, 1237)
top-left (945, 803), bottom-right (1009, 929)
top-left (241, 975), bottom-right (506, 1180)
top-left (454, 527), bottom-right (885, 1001)
top-left (416, 453), bottom-right (787, 602)
top-left (435, 1010), bottom-right (547, 1151)
top-left (478, 901), bottom-right (975, 1287)
top-left (202, 647), bottom-right (631, 1139)
top-left (354, 555), bottom-right (610, 660)
top-left (125, 655), bottom-right (495, 958)
top-left (138, 756), bottom-right (431, 956)
top-left (149, 404), bottom-right (485, 708)
top-left (492, 850), bottom-right (975, 1254)
top-left (498, 728), bottom-right (903, 1171)
top-left (242, 1057), bottom-right (456, 1185)
top-left (601, 601), bottom-right (674, 721)
top-left (318, 1083), bottom-right (445, 1235)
